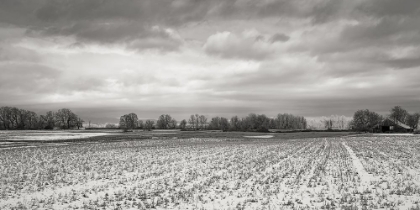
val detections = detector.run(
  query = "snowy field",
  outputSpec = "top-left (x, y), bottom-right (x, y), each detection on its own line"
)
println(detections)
top-left (0, 131), bottom-right (111, 141)
top-left (1, 136), bottom-right (420, 209)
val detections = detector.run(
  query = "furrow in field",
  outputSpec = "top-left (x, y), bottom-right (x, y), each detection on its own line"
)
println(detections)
top-left (342, 141), bottom-right (377, 190)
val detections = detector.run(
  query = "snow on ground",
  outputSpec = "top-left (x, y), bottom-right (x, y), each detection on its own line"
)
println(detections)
top-left (373, 133), bottom-right (414, 136)
top-left (243, 135), bottom-right (274, 138)
top-left (0, 132), bottom-right (111, 141)
top-left (1, 136), bottom-right (420, 209)
top-left (342, 142), bottom-right (378, 190)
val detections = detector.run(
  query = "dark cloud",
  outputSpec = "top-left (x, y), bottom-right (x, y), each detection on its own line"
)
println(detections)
top-left (1, 0), bottom-right (418, 50)
top-left (270, 33), bottom-right (289, 43)
top-left (341, 17), bottom-right (420, 45)
top-left (355, 0), bottom-right (420, 17)
top-left (0, 0), bottom-right (195, 51)
top-left (384, 57), bottom-right (420, 69)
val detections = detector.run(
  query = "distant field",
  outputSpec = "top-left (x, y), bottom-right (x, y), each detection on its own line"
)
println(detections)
top-left (0, 131), bottom-right (111, 141)
top-left (0, 130), bottom-right (355, 149)
top-left (1, 134), bottom-right (420, 209)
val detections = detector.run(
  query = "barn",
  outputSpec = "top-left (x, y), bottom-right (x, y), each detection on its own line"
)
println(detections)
top-left (377, 118), bottom-right (414, 133)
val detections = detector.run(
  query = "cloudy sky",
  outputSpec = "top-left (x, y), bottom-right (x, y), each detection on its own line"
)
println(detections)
top-left (1, 0), bottom-right (419, 123)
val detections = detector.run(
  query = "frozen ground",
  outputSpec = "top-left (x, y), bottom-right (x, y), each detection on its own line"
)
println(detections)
top-left (0, 131), bottom-right (111, 141)
top-left (373, 133), bottom-right (414, 136)
top-left (1, 136), bottom-right (420, 209)
top-left (243, 135), bottom-right (274, 138)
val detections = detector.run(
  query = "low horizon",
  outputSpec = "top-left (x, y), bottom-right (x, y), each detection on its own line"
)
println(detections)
top-left (0, 103), bottom-right (416, 126)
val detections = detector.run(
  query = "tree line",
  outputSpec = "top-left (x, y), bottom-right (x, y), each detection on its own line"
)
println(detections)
top-left (5, 105), bottom-right (416, 132)
top-left (350, 106), bottom-right (420, 132)
top-left (118, 113), bottom-right (307, 132)
top-left (117, 113), bottom-right (155, 131)
top-left (0, 106), bottom-right (84, 130)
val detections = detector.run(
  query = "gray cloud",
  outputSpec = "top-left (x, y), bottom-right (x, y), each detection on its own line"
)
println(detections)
top-left (203, 31), bottom-right (275, 60)
top-left (1, 0), bottom-right (420, 123)
top-left (341, 17), bottom-right (420, 46)
top-left (384, 57), bottom-right (420, 69)
top-left (1, 0), bottom-right (193, 51)
top-left (0, 63), bottom-right (60, 93)
top-left (1, 0), bottom-right (419, 51)
top-left (270, 33), bottom-right (289, 43)
top-left (355, 0), bottom-right (420, 17)
top-left (0, 44), bottom-right (41, 62)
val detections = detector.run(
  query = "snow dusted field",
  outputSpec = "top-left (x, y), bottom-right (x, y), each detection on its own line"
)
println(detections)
top-left (0, 131), bottom-right (111, 141)
top-left (1, 136), bottom-right (420, 209)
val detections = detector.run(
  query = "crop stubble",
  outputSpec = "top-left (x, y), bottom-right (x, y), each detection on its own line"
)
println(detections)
top-left (1, 136), bottom-right (420, 209)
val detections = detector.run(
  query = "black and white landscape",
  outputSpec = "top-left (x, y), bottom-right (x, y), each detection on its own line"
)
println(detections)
top-left (1, 0), bottom-right (420, 209)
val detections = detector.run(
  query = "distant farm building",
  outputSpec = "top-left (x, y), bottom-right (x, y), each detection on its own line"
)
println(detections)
top-left (376, 118), bottom-right (414, 133)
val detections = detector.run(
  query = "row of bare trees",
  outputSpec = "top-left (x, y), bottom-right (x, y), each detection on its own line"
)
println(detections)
top-left (188, 114), bottom-right (208, 130)
top-left (118, 112), bottom-right (307, 132)
top-left (322, 115), bottom-right (351, 130)
top-left (117, 113), bottom-right (206, 131)
top-left (0, 107), bottom-right (84, 130)
top-left (156, 114), bottom-right (177, 129)
top-left (206, 113), bottom-right (307, 132)
top-left (118, 113), bottom-right (155, 131)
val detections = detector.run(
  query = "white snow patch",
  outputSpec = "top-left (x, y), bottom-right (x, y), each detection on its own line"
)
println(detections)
top-left (373, 133), bottom-right (414, 136)
top-left (243, 135), bottom-right (273, 138)
top-left (3, 132), bottom-right (111, 141)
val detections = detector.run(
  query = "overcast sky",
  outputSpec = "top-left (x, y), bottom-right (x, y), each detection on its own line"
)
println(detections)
top-left (1, 0), bottom-right (419, 123)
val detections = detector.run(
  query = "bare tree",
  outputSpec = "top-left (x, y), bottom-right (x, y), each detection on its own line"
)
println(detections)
top-left (198, 115), bottom-right (207, 129)
top-left (105, 123), bottom-right (117, 128)
top-left (144, 120), bottom-right (154, 131)
top-left (10, 107), bottom-right (22, 129)
top-left (220, 117), bottom-right (229, 132)
top-left (275, 113), bottom-right (307, 130)
top-left (26, 111), bottom-right (38, 129)
top-left (56, 108), bottom-right (78, 129)
top-left (157, 114), bottom-right (167, 129)
top-left (407, 113), bottom-right (420, 130)
top-left (188, 114), bottom-right (196, 130)
top-left (209, 117), bottom-right (221, 130)
top-left (138, 120), bottom-right (144, 129)
top-left (351, 109), bottom-right (382, 132)
top-left (0, 106), bottom-right (85, 130)
top-left (119, 113), bottom-right (138, 131)
top-left (230, 116), bottom-right (240, 131)
top-left (157, 114), bottom-right (174, 129)
top-left (195, 114), bottom-right (200, 129)
top-left (0, 107), bottom-right (12, 130)
top-left (75, 117), bottom-right (84, 129)
top-left (43, 111), bottom-right (56, 129)
top-left (390, 106), bottom-right (408, 124)
top-left (324, 119), bottom-right (333, 130)
top-left (179, 119), bottom-right (187, 129)
top-left (169, 119), bottom-right (177, 129)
